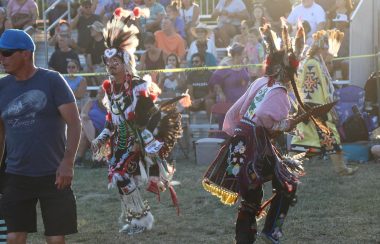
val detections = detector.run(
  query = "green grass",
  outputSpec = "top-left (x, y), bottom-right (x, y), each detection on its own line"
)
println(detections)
top-left (27, 153), bottom-right (380, 244)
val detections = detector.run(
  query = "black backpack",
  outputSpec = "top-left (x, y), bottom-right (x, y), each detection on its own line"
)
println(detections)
top-left (342, 105), bottom-right (369, 142)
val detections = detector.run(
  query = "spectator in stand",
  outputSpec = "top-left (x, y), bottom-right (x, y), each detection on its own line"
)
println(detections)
top-left (212, 0), bottom-right (249, 47)
top-left (250, 3), bottom-right (266, 31)
top-left (180, 0), bottom-right (200, 44)
top-left (243, 28), bottom-right (264, 81)
top-left (210, 43), bottom-right (249, 128)
top-left (187, 53), bottom-right (214, 115)
top-left (86, 20), bottom-right (106, 74)
top-left (47, 0), bottom-right (75, 36)
top-left (263, 0), bottom-right (292, 33)
top-left (327, 0), bottom-right (353, 80)
top-left (64, 60), bottom-right (88, 111)
top-left (158, 0), bottom-right (170, 8)
top-left (155, 17), bottom-right (187, 61)
top-left (49, 35), bottom-right (81, 75)
top-left (232, 19), bottom-right (254, 45)
top-left (187, 40), bottom-right (217, 68)
top-left (166, 2), bottom-right (186, 40)
top-left (287, 0), bottom-right (326, 38)
top-left (139, 0), bottom-right (165, 33)
top-left (75, 87), bottom-right (107, 167)
top-left (0, 7), bottom-right (6, 36)
top-left (186, 23), bottom-right (217, 64)
top-left (158, 53), bottom-right (185, 98)
top-left (139, 32), bottom-right (167, 83)
top-left (93, 0), bottom-right (119, 22)
top-left (210, 43), bottom-right (249, 104)
top-left (120, 0), bottom-right (143, 10)
top-left (315, 0), bottom-right (331, 12)
top-left (6, 0), bottom-right (38, 32)
top-left (48, 20), bottom-right (78, 51)
top-left (70, 0), bottom-right (101, 54)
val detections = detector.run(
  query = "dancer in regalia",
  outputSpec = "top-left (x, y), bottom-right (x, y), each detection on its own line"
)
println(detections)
top-left (291, 29), bottom-right (358, 176)
top-left (203, 22), bottom-right (334, 243)
top-left (91, 7), bottom-right (189, 235)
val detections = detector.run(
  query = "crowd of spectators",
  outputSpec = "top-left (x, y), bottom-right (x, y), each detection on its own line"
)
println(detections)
top-left (0, 0), bottom-right (359, 165)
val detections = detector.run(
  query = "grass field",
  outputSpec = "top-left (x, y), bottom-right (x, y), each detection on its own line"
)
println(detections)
top-left (28, 152), bottom-right (380, 244)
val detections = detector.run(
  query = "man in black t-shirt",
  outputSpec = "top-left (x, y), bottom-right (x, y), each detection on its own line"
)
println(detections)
top-left (48, 35), bottom-right (81, 74)
top-left (186, 53), bottom-right (214, 114)
top-left (86, 20), bottom-right (106, 73)
top-left (70, 0), bottom-right (101, 53)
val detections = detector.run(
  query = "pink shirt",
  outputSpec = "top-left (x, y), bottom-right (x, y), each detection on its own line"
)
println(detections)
top-left (223, 77), bottom-right (290, 135)
top-left (8, 0), bottom-right (37, 17)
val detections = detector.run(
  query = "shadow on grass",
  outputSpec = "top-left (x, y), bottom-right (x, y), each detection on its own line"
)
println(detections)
top-left (28, 154), bottom-right (380, 243)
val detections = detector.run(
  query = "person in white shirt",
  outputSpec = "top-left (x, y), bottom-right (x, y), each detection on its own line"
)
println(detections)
top-left (211, 0), bottom-right (249, 47)
top-left (287, 0), bottom-right (326, 38)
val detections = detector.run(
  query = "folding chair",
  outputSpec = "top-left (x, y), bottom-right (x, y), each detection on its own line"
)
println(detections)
top-left (208, 101), bottom-right (233, 138)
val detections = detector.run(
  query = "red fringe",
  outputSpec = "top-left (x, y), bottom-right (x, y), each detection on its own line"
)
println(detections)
top-left (169, 185), bottom-right (180, 216)
top-left (256, 193), bottom-right (277, 218)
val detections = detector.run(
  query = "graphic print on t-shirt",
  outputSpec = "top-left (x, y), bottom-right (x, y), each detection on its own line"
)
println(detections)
top-left (1, 90), bottom-right (47, 129)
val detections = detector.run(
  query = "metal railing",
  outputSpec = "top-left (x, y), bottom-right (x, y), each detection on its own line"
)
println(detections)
top-left (42, 0), bottom-right (71, 67)
top-left (198, 0), bottom-right (217, 20)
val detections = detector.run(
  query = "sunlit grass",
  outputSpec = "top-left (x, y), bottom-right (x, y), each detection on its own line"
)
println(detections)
top-left (27, 153), bottom-right (380, 243)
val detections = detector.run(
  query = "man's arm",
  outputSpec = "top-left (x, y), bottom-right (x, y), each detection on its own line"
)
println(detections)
top-left (70, 7), bottom-right (82, 30)
top-left (0, 119), bottom-right (4, 165)
top-left (56, 102), bottom-right (82, 190)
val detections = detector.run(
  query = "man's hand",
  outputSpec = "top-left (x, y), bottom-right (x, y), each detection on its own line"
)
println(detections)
top-left (55, 158), bottom-right (74, 190)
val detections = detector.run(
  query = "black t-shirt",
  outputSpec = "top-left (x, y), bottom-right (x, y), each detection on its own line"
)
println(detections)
top-left (187, 70), bottom-right (212, 99)
top-left (77, 14), bottom-right (101, 52)
top-left (48, 49), bottom-right (81, 74)
top-left (264, 0), bottom-right (292, 21)
top-left (88, 38), bottom-right (107, 65)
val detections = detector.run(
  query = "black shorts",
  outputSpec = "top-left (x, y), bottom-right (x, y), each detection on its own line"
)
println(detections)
top-left (1, 174), bottom-right (77, 236)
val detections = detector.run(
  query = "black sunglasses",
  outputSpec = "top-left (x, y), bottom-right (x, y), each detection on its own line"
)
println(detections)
top-left (0, 49), bottom-right (23, 57)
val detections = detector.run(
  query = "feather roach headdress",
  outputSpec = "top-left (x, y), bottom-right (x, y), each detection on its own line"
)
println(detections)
top-left (260, 19), bottom-right (305, 87)
top-left (259, 19), bottom-right (331, 133)
top-left (102, 7), bottom-right (147, 75)
top-left (308, 29), bottom-right (345, 57)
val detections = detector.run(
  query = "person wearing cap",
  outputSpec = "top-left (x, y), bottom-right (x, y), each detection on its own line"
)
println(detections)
top-left (186, 22), bottom-right (217, 64)
top-left (70, 0), bottom-right (101, 53)
top-left (187, 40), bottom-right (217, 68)
top-left (0, 29), bottom-right (81, 243)
top-left (86, 20), bottom-right (106, 74)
